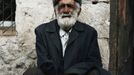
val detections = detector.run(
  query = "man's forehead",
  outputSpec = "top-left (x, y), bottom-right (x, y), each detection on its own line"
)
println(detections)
top-left (59, 0), bottom-right (75, 3)
top-left (59, 0), bottom-right (74, 2)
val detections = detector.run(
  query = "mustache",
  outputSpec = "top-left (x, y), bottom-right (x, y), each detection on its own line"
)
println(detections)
top-left (61, 13), bottom-right (72, 18)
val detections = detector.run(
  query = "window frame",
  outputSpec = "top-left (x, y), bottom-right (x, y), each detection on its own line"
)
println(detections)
top-left (0, 0), bottom-right (16, 36)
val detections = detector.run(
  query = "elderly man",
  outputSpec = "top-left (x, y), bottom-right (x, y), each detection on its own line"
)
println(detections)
top-left (23, 0), bottom-right (111, 75)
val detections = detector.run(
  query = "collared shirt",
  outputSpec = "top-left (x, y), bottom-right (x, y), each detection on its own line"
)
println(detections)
top-left (59, 28), bottom-right (71, 56)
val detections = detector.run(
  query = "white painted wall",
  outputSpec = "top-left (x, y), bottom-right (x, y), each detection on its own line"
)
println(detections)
top-left (0, 0), bottom-right (110, 74)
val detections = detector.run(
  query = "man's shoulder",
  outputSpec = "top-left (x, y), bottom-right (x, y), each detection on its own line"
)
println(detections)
top-left (35, 20), bottom-right (56, 31)
top-left (77, 21), bottom-right (96, 32)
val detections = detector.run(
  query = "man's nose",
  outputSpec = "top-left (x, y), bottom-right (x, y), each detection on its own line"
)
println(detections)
top-left (63, 5), bottom-right (72, 13)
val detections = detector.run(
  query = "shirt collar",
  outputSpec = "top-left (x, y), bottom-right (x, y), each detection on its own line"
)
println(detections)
top-left (59, 28), bottom-right (72, 38)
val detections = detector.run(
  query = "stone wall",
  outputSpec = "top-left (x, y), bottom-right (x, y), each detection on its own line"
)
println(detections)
top-left (0, 0), bottom-right (110, 75)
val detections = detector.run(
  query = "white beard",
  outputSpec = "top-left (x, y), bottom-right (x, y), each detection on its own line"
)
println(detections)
top-left (56, 10), bottom-right (79, 31)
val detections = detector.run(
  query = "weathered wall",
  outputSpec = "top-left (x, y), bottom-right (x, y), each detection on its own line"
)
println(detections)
top-left (0, 0), bottom-right (110, 75)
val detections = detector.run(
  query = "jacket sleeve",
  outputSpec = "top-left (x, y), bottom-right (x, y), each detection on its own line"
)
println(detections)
top-left (35, 28), bottom-right (57, 75)
top-left (65, 30), bottom-right (102, 75)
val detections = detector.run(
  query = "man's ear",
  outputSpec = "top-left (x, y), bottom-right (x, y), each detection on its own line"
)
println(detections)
top-left (78, 8), bottom-right (81, 16)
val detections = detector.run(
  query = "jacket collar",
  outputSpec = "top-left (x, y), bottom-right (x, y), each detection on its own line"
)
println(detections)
top-left (45, 19), bottom-right (85, 57)
top-left (45, 19), bottom-right (85, 32)
top-left (45, 19), bottom-right (59, 32)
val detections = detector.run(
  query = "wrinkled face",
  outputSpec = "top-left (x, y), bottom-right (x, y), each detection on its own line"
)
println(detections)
top-left (58, 0), bottom-right (76, 14)
top-left (55, 0), bottom-right (81, 31)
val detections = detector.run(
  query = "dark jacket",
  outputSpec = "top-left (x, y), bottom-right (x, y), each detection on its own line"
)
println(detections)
top-left (35, 20), bottom-right (102, 75)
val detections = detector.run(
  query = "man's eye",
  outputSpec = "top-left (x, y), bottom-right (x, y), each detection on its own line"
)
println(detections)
top-left (67, 4), bottom-right (75, 9)
top-left (58, 4), bottom-right (65, 9)
top-left (58, 4), bottom-right (76, 9)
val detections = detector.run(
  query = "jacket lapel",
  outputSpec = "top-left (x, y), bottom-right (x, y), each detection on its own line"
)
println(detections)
top-left (64, 21), bottom-right (85, 57)
top-left (67, 29), bottom-right (78, 47)
top-left (67, 21), bottom-right (84, 47)
top-left (45, 20), bottom-right (62, 56)
top-left (50, 32), bottom-right (62, 56)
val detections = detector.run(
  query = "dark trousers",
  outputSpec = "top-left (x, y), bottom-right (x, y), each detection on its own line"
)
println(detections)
top-left (23, 67), bottom-right (110, 75)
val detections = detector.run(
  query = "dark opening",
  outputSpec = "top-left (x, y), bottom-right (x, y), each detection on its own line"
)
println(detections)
top-left (0, 0), bottom-right (16, 21)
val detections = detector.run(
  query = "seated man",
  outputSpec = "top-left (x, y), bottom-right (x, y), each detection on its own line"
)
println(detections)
top-left (23, 0), bottom-right (111, 75)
